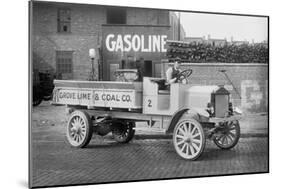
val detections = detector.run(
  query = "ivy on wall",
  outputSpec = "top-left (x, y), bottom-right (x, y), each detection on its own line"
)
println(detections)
top-left (166, 42), bottom-right (268, 63)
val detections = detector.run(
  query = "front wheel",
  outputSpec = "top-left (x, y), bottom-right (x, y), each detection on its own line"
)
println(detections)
top-left (173, 118), bottom-right (205, 160)
top-left (112, 122), bottom-right (135, 143)
top-left (66, 110), bottom-right (93, 148)
top-left (213, 121), bottom-right (240, 149)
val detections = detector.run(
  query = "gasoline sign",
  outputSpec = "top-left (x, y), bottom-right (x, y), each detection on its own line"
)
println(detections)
top-left (105, 34), bottom-right (167, 52)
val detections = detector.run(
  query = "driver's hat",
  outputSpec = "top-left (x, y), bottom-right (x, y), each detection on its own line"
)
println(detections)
top-left (175, 57), bottom-right (181, 63)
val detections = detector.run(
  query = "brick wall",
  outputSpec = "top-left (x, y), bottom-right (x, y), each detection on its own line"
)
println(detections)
top-left (32, 2), bottom-right (174, 80)
top-left (164, 63), bottom-right (268, 113)
top-left (127, 8), bottom-right (170, 26)
top-left (32, 2), bottom-right (107, 80)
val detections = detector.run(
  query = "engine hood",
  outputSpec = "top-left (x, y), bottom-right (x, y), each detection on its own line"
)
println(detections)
top-left (187, 85), bottom-right (219, 94)
top-left (184, 85), bottom-right (219, 111)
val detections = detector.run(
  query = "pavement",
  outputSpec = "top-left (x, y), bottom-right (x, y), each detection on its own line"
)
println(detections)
top-left (31, 135), bottom-right (268, 187)
top-left (30, 101), bottom-right (269, 188)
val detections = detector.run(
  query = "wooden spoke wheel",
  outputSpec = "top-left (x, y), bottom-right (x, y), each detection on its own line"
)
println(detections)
top-left (173, 119), bottom-right (205, 160)
top-left (112, 122), bottom-right (135, 143)
top-left (66, 110), bottom-right (93, 148)
top-left (213, 121), bottom-right (240, 150)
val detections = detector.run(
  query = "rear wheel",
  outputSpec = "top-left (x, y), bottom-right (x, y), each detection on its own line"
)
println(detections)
top-left (213, 121), bottom-right (240, 149)
top-left (173, 118), bottom-right (205, 160)
top-left (112, 121), bottom-right (135, 143)
top-left (66, 110), bottom-right (93, 148)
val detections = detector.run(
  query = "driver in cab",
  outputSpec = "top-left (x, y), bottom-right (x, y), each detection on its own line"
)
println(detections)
top-left (166, 57), bottom-right (183, 84)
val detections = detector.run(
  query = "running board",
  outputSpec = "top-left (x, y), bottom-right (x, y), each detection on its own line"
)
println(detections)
top-left (133, 127), bottom-right (167, 133)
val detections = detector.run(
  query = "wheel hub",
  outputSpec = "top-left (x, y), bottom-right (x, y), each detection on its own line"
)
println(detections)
top-left (185, 137), bottom-right (192, 143)
top-left (72, 125), bottom-right (81, 135)
top-left (76, 128), bottom-right (81, 135)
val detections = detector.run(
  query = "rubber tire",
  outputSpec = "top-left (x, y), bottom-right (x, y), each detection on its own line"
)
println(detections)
top-left (66, 110), bottom-right (93, 148)
top-left (213, 121), bottom-right (240, 150)
top-left (173, 118), bottom-right (206, 161)
top-left (112, 122), bottom-right (135, 143)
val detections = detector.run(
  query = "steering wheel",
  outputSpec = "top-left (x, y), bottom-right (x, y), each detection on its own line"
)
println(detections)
top-left (177, 69), bottom-right (193, 83)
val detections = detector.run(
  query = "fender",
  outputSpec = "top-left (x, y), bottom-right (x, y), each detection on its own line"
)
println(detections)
top-left (166, 107), bottom-right (209, 134)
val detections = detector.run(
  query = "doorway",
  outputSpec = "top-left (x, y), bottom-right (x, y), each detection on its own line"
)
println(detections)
top-left (143, 60), bottom-right (152, 77)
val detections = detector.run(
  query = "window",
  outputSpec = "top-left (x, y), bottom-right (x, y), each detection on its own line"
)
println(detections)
top-left (56, 51), bottom-right (73, 74)
top-left (107, 8), bottom-right (126, 24)
top-left (57, 8), bottom-right (71, 33)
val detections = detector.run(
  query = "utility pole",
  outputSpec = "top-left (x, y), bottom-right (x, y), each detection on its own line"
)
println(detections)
top-left (178, 12), bottom-right (181, 41)
top-left (89, 48), bottom-right (96, 81)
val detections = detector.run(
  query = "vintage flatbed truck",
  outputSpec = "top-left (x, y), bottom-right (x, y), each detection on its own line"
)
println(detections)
top-left (52, 70), bottom-right (241, 160)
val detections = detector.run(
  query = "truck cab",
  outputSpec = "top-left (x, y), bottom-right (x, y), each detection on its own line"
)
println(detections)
top-left (143, 77), bottom-right (189, 115)
top-left (142, 77), bottom-right (230, 118)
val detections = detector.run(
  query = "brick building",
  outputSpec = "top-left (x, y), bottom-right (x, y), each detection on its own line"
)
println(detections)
top-left (184, 36), bottom-right (206, 44)
top-left (185, 35), bottom-right (227, 46)
top-left (31, 1), bottom-right (186, 81)
top-left (184, 35), bottom-right (254, 46)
